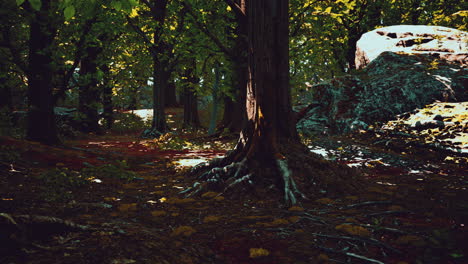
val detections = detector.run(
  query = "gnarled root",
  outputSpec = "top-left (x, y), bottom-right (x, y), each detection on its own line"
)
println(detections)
top-left (276, 159), bottom-right (307, 205)
top-left (181, 141), bottom-right (362, 204)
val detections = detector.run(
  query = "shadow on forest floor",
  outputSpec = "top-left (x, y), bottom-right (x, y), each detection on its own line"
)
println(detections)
top-left (1, 110), bottom-right (467, 263)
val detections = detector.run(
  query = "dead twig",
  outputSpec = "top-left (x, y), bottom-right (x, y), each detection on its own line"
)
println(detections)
top-left (316, 245), bottom-right (385, 264)
top-left (364, 210), bottom-right (410, 217)
top-left (312, 233), bottom-right (401, 254)
top-left (340, 201), bottom-right (393, 210)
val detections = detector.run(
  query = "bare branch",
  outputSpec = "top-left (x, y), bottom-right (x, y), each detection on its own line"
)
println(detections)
top-left (182, 0), bottom-right (234, 58)
top-left (126, 16), bottom-right (156, 56)
top-left (223, 0), bottom-right (246, 17)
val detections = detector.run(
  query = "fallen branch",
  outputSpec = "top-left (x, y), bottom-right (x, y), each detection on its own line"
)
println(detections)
top-left (312, 233), bottom-right (401, 254)
top-left (316, 245), bottom-right (385, 264)
top-left (364, 210), bottom-right (410, 217)
top-left (340, 201), bottom-right (393, 210)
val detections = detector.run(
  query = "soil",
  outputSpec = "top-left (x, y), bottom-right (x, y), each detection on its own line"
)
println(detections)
top-left (1, 121), bottom-right (467, 263)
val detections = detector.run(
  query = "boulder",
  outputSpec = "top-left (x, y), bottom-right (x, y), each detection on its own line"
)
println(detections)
top-left (297, 51), bottom-right (467, 135)
top-left (355, 25), bottom-right (468, 70)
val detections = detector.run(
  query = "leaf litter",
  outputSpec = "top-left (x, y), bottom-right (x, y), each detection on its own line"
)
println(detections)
top-left (0, 120), bottom-right (467, 264)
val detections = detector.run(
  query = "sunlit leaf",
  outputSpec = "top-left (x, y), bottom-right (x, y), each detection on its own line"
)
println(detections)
top-left (112, 1), bottom-right (122, 11)
top-left (16, 0), bottom-right (25, 5)
top-left (28, 0), bottom-right (41, 11)
top-left (64, 6), bottom-right (75, 20)
top-left (249, 248), bottom-right (270, 258)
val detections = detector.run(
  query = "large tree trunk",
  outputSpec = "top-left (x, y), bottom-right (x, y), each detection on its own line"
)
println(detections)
top-left (78, 44), bottom-right (102, 134)
top-left (184, 0), bottom-right (360, 204)
top-left (165, 82), bottom-right (178, 107)
top-left (26, 0), bottom-right (60, 145)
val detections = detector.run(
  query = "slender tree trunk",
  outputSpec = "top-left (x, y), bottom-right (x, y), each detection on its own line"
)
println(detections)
top-left (218, 13), bottom-right (248, 134)
top-left (128, 86), bottom-right (138, 110)
top-left (149, 54), bottom-right (168, 135)
top-left (208, 63), bottom-right (221, 135)
top-left (78, 44), bottom-right (102, 134)
top-left (182, 60), bottom-right (201, 129)
top-left (101, 64), bottom-right (113, 129)
top-left (26, 0), bottom-right (60, 145)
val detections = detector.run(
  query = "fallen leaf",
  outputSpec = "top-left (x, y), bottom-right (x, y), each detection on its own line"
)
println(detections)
top-left (213, 196), bottom-right (225, 201)
top-left (288, 206), bottom-right (304, 212)
top-left (203, 215), bottom-right (221, 223)
top-left (259, 218), bottom-right (289, 227)
top-left (151, 210), bottom-right (167, 217)
top-left (317, 253), bottom-right (329, 262)
top-left (288, 216), bottom-right (301, 223)
top-left (166, 198), bottom-right (195, 204)
top-left (118, 203), bottom-right (137, 212)
top-left (171, 226), bottom-right (196, 237)
top-left (201, 192), bottom-right (219, 199)
top-left (316, 198), bottom-right (334, 204)
top-left (335, 224), bottom-right (371, 237)
top-left (249, 248), bottom-right (270, 258)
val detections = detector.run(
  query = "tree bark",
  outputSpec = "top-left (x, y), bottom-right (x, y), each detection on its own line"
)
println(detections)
top-left (26, 0), bottom-right (60, 145)
top-left (148, 48), bottom-right (169, 135)
top-left (141, 0), bottom-right (172, 138)
top-left (165, 81), bottom-right (178, 107)
top-left (100, 64), bottom-right (113, 129)
top-left (218, 6), bottom-right (248, 134)
top-left (184, 0), bottom-right (360, 204)
top-left (208, 63), bottom-right (221, 135)
top-left (78, 44), bottom-right (102, 134)
top-left (182, 60), bottom-right (201, 129)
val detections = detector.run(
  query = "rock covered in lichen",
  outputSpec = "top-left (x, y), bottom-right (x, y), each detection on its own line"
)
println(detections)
top-left (297, 51), bottom-right (467, 136)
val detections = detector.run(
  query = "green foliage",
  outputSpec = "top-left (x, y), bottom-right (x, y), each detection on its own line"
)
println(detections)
top-left (28, 0), bottom-right (42, 11)
top-left (146, 133), bottom-right (190, 150)
top-left (0, 145), bottom-right (21, 163)
top-left (81, 160), bottom-right (137, 182)
top-left (38, 160), bottom-right (136, 201)
top-left (110, 112), bottom-right (150, 133)
top-left (64, 5), bottom-right (75, 20)
top-left (38, 168), bottom-right (88, 202)
top-left (0, 108), bottom-right (24, 138)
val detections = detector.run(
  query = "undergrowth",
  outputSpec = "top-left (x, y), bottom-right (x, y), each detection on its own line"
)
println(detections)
top-left (81, 160), bottom-right (137, 182)
top-left (111, 112), bottom-right (151, 134)
top-left (38, 168), bottom-right (88, 202)
top-left (38, 160), bottom-right (137, 202)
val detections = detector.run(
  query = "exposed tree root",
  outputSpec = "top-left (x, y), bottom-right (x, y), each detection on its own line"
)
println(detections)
top-left (182, 140), bottom-right (363, 205)
top-left (140, 128), bottom-right (164, 139)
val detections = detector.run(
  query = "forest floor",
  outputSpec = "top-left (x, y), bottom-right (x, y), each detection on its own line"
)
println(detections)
top-left (1, 108), bottom-right (467, 264)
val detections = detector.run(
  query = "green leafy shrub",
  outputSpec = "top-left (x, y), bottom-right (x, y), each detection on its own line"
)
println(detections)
top-left (145, 133), bottom-right (189, 150)
top-left (110, 112), bottom-right (149, 133)
top-left (81, 160), bottom-right (137, 182)
top-left (38, 168), bottom-right (88, 202)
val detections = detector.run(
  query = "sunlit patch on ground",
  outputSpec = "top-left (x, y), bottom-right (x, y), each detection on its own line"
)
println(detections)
top-left (122, 109), bottom-right (154, 122)
top-left (174, 155), bottom-right (224, 168)
top-left (308, 144), bottom-right (392, 168)
top-left (383, 102), bottom-right (468, 154)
